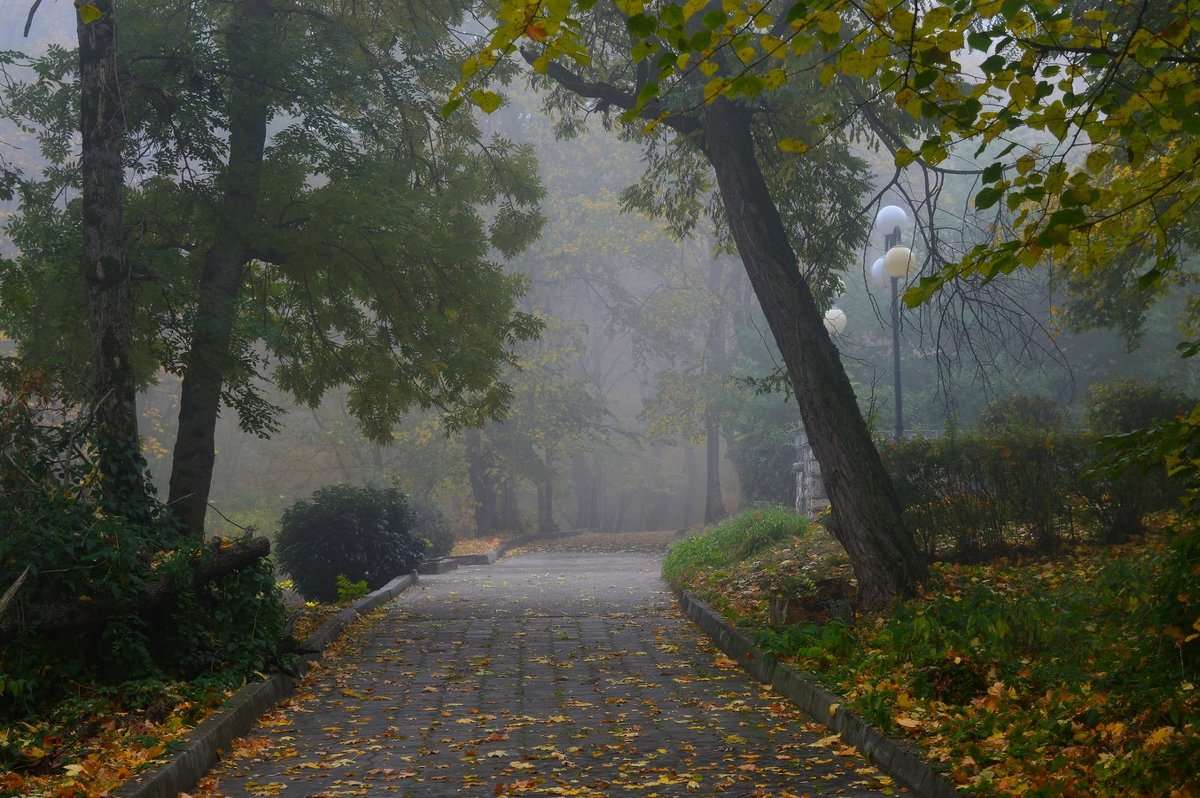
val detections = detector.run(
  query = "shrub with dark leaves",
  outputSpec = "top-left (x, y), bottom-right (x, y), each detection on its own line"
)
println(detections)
top-left (406, 494), bottom-right (455, 559)
top-left (276, 484), bottom-right (426, 602)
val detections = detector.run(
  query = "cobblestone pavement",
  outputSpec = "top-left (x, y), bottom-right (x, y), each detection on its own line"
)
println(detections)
top-left (201, 553), bottom-right (891, 797)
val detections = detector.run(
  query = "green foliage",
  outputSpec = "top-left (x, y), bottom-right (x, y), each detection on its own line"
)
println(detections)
top-left (880, 431), bottom-right (1086, 558)
top-left (335, 574), bottom-right (371, 603)
top-left (406, 494), bottom-right (455, 560)
top-left (975, 394), bottom-right (1065, 434)
top-left (880, 410), bottom-right (1194, 558)
top-left (1085, 379), bottom-right (1194, 436)
top-left (0, 362), bottom-right (284, 718)
top-left (748, 538), bottom-right (1197, 795)
top-left (276, 484), bottom-right (426, 603)
top-left (662, 506), bottom-right (807, 587)
top-left (1156, 521), bottom-right (1200, 670)
top-left (1083, 380), bottom-right (1193, 541)
top-left (0, 0), bottom-right (546, 441)
top-left (726, 407), bottom-right (799, 507)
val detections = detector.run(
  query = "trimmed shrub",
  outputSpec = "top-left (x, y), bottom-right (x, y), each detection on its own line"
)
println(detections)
top-left (276, 484), bottom-right (426, 602)
top-left (407, 494), bottom-right (455, 559)
top-left (880, 431), bottom-right (1087, 559)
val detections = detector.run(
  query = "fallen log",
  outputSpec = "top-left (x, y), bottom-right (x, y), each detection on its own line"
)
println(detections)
top-left (0, 536), bottom-right (271, 641)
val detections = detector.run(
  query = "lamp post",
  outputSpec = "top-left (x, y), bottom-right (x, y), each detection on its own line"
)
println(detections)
top-left (873, 205), bottom-right (914, 441)
top-left (822, 306), bottom-right (847, 335)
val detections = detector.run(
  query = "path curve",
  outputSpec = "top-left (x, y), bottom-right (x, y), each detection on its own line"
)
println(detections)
top-left (201, 553), bottom-right (890, 797)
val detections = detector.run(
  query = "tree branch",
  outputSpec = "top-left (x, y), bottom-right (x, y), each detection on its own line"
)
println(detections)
top-left (521, 47), bottom-right (701, 136)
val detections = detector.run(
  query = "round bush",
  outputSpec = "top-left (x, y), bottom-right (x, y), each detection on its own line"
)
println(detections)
top-left (406, 494), bottom-right (455, 559)
top-left (276, 484), bottom-right (426, 602)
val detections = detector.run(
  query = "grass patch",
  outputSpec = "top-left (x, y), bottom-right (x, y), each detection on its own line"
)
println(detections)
top-left (662, 506), bottom-right (810, 588)
top-left (664, 516), bottom-right (1199, 796)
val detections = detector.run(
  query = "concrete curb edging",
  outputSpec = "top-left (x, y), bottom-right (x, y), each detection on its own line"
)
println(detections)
top-left (447, 550), bottom-right (500, 565)
top-left (115, 572), bottom-right (419, 798)
top-left (677, 591), bottom-right (961, 798)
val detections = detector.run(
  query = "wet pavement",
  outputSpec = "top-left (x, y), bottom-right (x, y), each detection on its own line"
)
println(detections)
top-left (200, 553), bottom-right (891, 797)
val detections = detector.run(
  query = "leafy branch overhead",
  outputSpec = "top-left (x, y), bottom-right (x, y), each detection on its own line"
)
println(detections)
top-left (452, 0), bottom-right (1200, 305)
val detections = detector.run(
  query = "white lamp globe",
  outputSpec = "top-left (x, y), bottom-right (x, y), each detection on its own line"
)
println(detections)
top-left (870, 257), bottom-right (887, 284)
top-left (874, 205), bottom-right (909, 236)
top-left (883, 246), bottom-right (916, 279)
top-left (823, 307), bottom-right (847, 335)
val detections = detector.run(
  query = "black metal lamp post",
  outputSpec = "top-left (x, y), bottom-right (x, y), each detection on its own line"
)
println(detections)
top-left (873, 205), bottom-right (914, 441)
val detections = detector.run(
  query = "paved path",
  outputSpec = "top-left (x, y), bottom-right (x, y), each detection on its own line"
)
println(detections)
top-left (201, 553), bottom-right (890, 797)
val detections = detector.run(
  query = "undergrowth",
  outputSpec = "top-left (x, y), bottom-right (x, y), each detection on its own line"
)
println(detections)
top-left (664, 514), bottom-right (1199, 797)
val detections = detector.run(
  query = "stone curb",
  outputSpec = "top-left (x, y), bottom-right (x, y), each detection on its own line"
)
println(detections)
top-left (418, 557), bottom-right (460, 574)
top-left (496, 529), bottom-right (586, 556)
top-left (447, 550), bottom-right (500, 565)
top-left (677, 591), bottom-right (961, 798)
top-left (115, 572), bottom-right (419, 798)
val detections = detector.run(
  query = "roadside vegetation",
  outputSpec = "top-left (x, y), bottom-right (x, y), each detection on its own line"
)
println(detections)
top-left (664, 506), bottom-right (1199, 796)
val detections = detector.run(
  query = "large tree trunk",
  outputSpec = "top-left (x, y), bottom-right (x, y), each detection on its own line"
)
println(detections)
top-left (78, 0), bottom-right (144, 507)
top-left (465, 430), bottom-right (499, 536)
top-left (168, 0), bottom-right (272, 536)
top-left (699, 99), bottom-right (927, 610)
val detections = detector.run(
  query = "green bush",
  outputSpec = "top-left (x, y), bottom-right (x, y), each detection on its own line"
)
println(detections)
top-left (407, 494), bottom-right (455, 559)
top-left (663, 506), bottom-right (807, 587)
top-left (976, 394), bottom-right (1065, 433)
top-left (276, 483), bottom-right (426, 602)
top-left (881, 432), bottom-right (1086, 558)
top-left (1082, 379), bottom-right (1192, 541)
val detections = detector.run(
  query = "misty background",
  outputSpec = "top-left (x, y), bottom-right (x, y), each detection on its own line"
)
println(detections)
top-left (0, 5), bottom-right (1194, 541)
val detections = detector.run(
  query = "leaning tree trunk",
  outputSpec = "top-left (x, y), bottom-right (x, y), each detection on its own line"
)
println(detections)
top-left (700, 98), bottom-right (927, 610)
top-left (168, 0), bottom-right (272, 537)
top-left (78, 0), bottom-right (144, 507)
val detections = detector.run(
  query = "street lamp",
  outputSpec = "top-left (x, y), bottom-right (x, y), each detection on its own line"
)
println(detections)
top-left (823, 306), bottom-right (847, 335)
top-left (873, 205), bottom-right (914, 441)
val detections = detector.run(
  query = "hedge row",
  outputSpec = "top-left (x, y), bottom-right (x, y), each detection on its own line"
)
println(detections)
top-left (879, 431), bottom-right (1179, 560)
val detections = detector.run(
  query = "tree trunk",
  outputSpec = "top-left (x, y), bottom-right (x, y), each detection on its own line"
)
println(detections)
top-left (683, 443), bottom-right (701, 527)
top-left (465, 430), bottom-right (499, 536)
top-left (699, 98), bottom-right (927, 610)
top-left (537, 478), bottom-right (558, 534)
top-left (168, 0), bottom-right (272, 537)
top-left (571, 452), bottom-right (601, 528)
top-left (704, 419), bottom-right (726, 523)
top-left (703, 256), bottom-right (727, 524)
top-left (78, 0), bottom-right (144, 507)
top-left (499, 476), bottom-right (522, 531)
